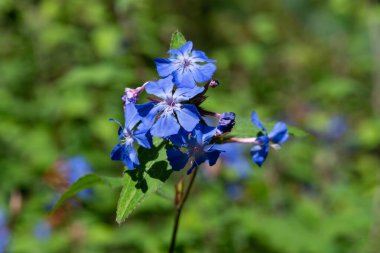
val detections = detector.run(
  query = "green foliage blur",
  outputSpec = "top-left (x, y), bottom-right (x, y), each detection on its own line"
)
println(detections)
top-left (1, 0), bottom-right (380, 252)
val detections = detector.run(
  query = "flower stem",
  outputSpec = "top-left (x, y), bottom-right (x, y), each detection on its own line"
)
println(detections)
top-left (169, 166), bottom-right (199, 253)
top-left (224, 137), bottom-right (257, 144)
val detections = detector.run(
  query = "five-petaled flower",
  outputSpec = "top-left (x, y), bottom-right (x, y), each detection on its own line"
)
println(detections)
top-left (137, 76), bottom-right (204, 138)
top-left (111, 103), bottom-right (152, 169)
top-left (250, 112), bottom-right (288, 167)
top-left (166, 125), bottom-right (223, 174)
top-left (155, 41), bottom-right (216, 88)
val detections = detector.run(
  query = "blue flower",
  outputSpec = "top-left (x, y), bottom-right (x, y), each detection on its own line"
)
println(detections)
top-left (34, 220), bottom-right (51, 240)
top-left (65, 156), bottom-right (93, 199)
top-left (217, 143), bottom-right (251, 178)
top-left (66, 156), bottom-right (92, 185)
top-left (0, 210), bottom-right (10, 253)
top-left (111, 103), bottom-right (152, 169)
top-left (250, 112), bottom-right (288, 167)
top-left (155, 41), bottom-right (216, 88)
top-left (137, 76), bottom-right (204, 138)
top-left (166, 125), bottom-right (222, 174)
top-left (58, 156), bottom-right (93, 199)
top-left (226, 183), bottom-right (244, 200)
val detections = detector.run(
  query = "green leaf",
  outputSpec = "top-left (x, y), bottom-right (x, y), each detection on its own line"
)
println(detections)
top-left (116, 139), bottom-right (172, 224)
top-left (52, 174), bottom-right (123, 212)
top-left (229, 116), bottom-right (309, 138)
top-left (170, 31), bottom-right (187, 50)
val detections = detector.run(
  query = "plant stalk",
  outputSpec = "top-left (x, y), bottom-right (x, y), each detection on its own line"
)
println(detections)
top-left (168, 166), bottom-right (198, 253)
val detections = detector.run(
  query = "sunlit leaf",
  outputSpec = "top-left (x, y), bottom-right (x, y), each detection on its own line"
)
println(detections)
top-left (116, 139), bottom-right (172, 224)
top-left (52, 174), bottom-right (123, 212)
top-left (170, 31), bottom-right (187, 50)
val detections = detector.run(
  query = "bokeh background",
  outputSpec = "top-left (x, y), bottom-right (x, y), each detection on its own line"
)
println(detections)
top-left (1, 0), bottom-right (380, 252)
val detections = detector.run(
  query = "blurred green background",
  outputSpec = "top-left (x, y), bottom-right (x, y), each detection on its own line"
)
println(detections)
top-left (1, 0), bottom-right (380, 252)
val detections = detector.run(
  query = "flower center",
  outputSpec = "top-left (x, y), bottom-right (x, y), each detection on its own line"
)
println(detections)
top-left (189, 142), bottom-right (203, 157)
top-left (157, 97), bottom-right (180, 116)
top-left (122, 129), bottom-right (134, 145)
top-left (183, 58), bottom-right (192, 67)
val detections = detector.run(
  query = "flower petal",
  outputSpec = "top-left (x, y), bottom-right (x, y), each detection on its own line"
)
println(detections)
top-left (154, 58), bottom-right (178, 77)
top-left (178, 41), bottom-right (193, 56)
top-left (191, 50), bottom-right (216, 63)
top-left (167, 48), bottom-right (180, 55)
top-left (167, 129), bottom-right (190, 147)
top-left (173, 69), bottom-right (196, 88)
top-left (175, 105), bottom-right (200, 132)
top-left (124, 103), bottom-right (140, 129)
top-left (250, 143), bottom-right (269, 167)
top-left (133, 128), bottom-right (152, 149)
top-left (110, 143), bottom-right (123, 161)
top-left (111, 144), bottom-right (136, 169)
top-left (193, 124), bottom-right (217, 144)
top-left (136, 102), bottom-right (154, 117)
top-left (190, 63), bottom-right (216, 83)
top-left (268, 122), bottom-right (289, 144)
top-left (206, 149), bottom-right (221, 166)
top-left (126, 144), bottom-right (139, 166)
top-left (166, 147), bottom-right (189, 171)
top-left (150, 114), bottom-right (180, 137)
top-left (145, 76), bottom-right (174, 99)
top-left (251, 112), bottom-right (267, 133)
top-left (173, 86), bottom-right (204, 102)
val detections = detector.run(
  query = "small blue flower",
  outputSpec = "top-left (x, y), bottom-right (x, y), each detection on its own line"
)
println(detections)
top-left (65, 156), bottom-right (93, 199)
top-left (226, 183), bottom-right (244, 200)
top-left (34, 220), bottom-right (51, 240)
top-left (217, 143), bottom-right (251, 178)
top-left (0, 210), bottom-right (10, 253)
top-left (67, 156), bottom-right (92, 185)
top-left (166, 125), bottom-right (222, 174)
top-left (111, 103), bottom-right (152, 169)
top-left (137, 76), bottom-right (204, 138)
top-left (216, 112), bottom-right (236, 135)
top-left (250, 112), bottom-right (288, 167)
top-left (58, 156), bottom-right (93, 199)
top-left (325, 116), bottom-right (347, 140)
top-left (155, 41), bottom-right (217, 88)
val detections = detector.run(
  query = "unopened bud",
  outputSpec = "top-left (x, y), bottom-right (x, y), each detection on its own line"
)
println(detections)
top-left (216, 112), bottom-right (236, 135)
top-left (175, 176), bottom-right (185, 206)
top-left (122, 83), bottom-right (146, 105)
top-left (209, 80), bottom-right (219, 88)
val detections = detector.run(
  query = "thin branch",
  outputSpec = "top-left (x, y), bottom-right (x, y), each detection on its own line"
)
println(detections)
top-left (168, 166), bottom-right (199, 253)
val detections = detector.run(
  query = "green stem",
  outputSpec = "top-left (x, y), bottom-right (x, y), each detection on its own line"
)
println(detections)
top-left (168, 166), bottom-right (199, 253)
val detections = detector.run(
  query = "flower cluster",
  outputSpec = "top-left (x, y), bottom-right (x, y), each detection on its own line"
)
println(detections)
top-left (111, 40), bottom-right (289, 172)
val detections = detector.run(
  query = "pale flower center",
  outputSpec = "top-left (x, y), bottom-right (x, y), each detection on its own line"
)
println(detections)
top-left (157, 97), bottom-right (181, 116)
top-left (122, 129), bottom-right (134, 145)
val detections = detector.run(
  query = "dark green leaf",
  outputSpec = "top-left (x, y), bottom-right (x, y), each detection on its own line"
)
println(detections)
top-left (170, 31), bottom-right (187, 50)
top-left (116, 139), bottom-right (172, 224)
top-left (52, 174), bottom-right (123, 212)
